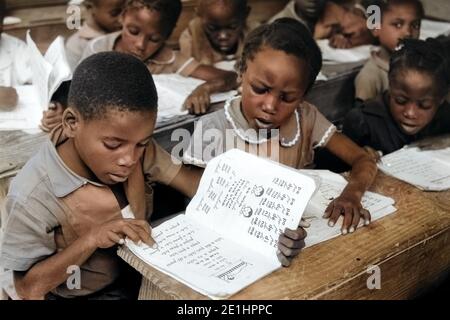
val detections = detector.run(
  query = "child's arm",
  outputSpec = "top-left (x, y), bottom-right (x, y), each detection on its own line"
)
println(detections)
top-left (183, 66), bottom-right (238, 114)
top-left (13, 219), bottom-right (154, 299)
top-left (168, 165), bottom-right (204, 198)
top-left (323, 132), bottom-right (377, 234)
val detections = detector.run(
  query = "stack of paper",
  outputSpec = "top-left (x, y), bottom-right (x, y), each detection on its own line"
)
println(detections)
top-left (378, 146), bottom-right (450, 191)
top-left (153, 74), bottom-right (237, 124)
top-left (301, 170), bottom-right (397, 247)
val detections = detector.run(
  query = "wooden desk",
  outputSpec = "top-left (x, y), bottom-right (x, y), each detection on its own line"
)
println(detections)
top-left (118, 172), bottom-right (450, 300)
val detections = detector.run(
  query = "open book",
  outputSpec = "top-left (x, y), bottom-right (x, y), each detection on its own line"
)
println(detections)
top-left (301, 170), bottom-right (397, 247)
top-left (0, 32), bottom-right (71, 131)
top-left (153, 74), bottom-right (237, 124)
top-left (123, 149), bottom-right (316, 299)
top-left (378, 145), bottom-right (450, 191)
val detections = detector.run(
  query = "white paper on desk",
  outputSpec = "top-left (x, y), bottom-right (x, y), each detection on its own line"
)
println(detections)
top-left (317, 39), bottom-right (371, 64)
top-left (26, 31), bottom-right (72, 111)
top-left (378, 147), bottom-right (450, 191)
top-left (0, 85), bottom-right (43, 130)
top-left (153, 74), bottom-right (237, 123)
top-left (420, 19), bottom-right (450, 40)
top-left (300, 170), bottom-right (397, 247)
top-left (124, 149), bottom-right (316, 299)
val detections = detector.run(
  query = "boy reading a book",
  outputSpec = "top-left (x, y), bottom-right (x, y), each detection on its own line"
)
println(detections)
top-left (0, 52), bottom-right (202, 299)
top-left (0, 0), bottom-right (31, 110)
top-left (66, 0), bottom-right (125, 70)
top-left (354, 0), bottom-right (424, 101)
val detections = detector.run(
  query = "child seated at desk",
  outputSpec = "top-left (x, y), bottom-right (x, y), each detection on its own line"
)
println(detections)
top-left (183, 18), bottom-right (378, 236)
top-left (269, 0), bottom-right (376, 48)
top-left (0, 0), bottom-right (31, 111)
top-left (0, 52), bottom-right (202, 299)
top-left (354, 0), bottom-right (424, 101)
top-left (65, 0), bottom-right (125, 70)
top-left (178, 0), bottom-right (257, 71)
top-left (344, 38), bottom-right (450, 155)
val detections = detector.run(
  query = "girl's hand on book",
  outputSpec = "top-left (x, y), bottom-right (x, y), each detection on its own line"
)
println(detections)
top-left (323, 192), bottom-right (371, 235)
top-left (183, 85), bottom-right (211, 115)
top-left (40, 102), bottom-right (64, 132)
top-left (87, 218), bottom-right (156, 249)
top-left (277, 226), bottom-right (307, 267)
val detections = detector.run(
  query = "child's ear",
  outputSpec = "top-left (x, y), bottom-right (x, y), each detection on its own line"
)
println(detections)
top-left (62, 107), bottom-right (80, 138)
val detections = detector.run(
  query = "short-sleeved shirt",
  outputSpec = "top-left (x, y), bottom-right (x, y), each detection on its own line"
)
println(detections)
top-left (65, 22), bottom-right (105, 71)
top-left (178, 17), bottom-right (257, 70)
top-left (183, 96), bottom-right (336, 169)
top-left (343, 92), bottom-right (450, 154)
top-left (0, 33), bottom-right (32, 87)
top-left (81, 31), bottom-right (200, 77)
top-left (0, 125), bottom-right (182, 298)
top-left (354, 46), bottom-right (390, 101)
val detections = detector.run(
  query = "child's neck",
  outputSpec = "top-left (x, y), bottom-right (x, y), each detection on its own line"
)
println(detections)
top-left (57, 138), bottom-right (100, 183)
top-left (377, 46), bottom-right (392, 63)
top-left (85, 13), bottom-right (106, 34)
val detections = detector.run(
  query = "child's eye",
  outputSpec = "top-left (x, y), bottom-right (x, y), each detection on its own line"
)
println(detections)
top-left (206, 24), bottom-right (220, 33)
top-left (149, 36), bottom-right (162, 43)
top-left (393, 22), bottom-right (403, 28)
top-left (110, 9), bottom-right (122, 17)
top-left (128, 27), bottom-right (139, 36)
top-left (104, 142), bottom-right (121, 150)
top-left (137, 140), bottom-right (150, 148)
top-left (251, 85), bottom-right (268, 95)
top-left (412, 22), bottom-right (421, 30)
top-left (394, 97), bottom-right (407, 105)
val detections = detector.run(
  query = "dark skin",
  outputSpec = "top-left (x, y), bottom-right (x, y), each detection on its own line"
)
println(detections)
top-left (15, 108), bottom-right (202, 299)
top-left (240, 47), bottom-right (377, 235)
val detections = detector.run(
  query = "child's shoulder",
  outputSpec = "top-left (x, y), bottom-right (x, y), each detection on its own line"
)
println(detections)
top-left (82, 31), bottom-right (120, 59)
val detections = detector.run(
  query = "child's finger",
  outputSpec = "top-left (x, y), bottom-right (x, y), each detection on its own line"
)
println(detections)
top-left (283, 227), bottom-right (307, 241)
top-left (278, 242), bottom-right (302, 258)
top-left (341, 208), bottom-right (353, 235)
top-left (299, 218), bottom-right (310, 228)
top-left (350, 208), bottom-right (362, 233)
top-left (276, 249), bottom-right (291, 267)
top-left (328, 206), bottom-right (342, 227)
top-left (120, 225), bottom-right (141, 244)
top-left (107, 230), bottom-right (124, 245)
top-left (361, 208), bottom-right (371, 226)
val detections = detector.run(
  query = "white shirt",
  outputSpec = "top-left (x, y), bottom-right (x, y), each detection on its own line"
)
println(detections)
top-left (0, 33), bottom-right (32, 87)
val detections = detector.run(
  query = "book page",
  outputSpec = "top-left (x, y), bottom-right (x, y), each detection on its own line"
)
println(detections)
top-left (26, 31), bottom-right (52, 110)
top-left (299, 170), bottom-right (397, 247)
top-left (153, 74), bottom-right (237, 122)
top-left (44, 36), bottom-right (72, 102)
top-left (379, 147), bottom-right (450, 191)
top-left (317, 39), bottom-right (371, 63)
top-left (0, 85), bottom-right (42, 130)
top-left (125, 214), bottom-right (280, 299)
top-left (186, 149), bottom-right (316, 261)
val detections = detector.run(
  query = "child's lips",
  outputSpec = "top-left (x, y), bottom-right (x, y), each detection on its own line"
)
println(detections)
top-left (108, 173), bottom-right (129, 183)
top-left (255, 118), bottom-right (274, 129)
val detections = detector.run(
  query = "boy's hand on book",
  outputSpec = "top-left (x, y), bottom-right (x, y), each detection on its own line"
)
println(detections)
top-left (40, 102), bottom-right (64, 132)
top-left (323, 192), bottom-right (371, 235)
top-left (0, 86), bottom-right (18, 111)
top-left (183, 85), bottom-right (211, 115)
top-left (88, 218), bottom-right (156, 249)
top-left (277, 226), bottom-right (307, 267)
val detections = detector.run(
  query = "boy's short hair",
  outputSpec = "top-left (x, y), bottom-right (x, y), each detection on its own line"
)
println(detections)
top-left (389, 37), bottom-right (450, 99)
top-left (68, 51), bottom-right (158, 120)
top-left (198, 0), bottom-right (248, 18)
top-left (237, 17), bottom-right (322, 94)
top-left (124, 0), bottom-right (182, 38)
top-left (0, 0), bottom-right (6, 19)
top-left (372, 0), bottom-right (424, 19)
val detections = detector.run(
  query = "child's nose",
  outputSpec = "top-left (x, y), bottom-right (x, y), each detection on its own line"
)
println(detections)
top-left (403, 103), bottom-right (418, 119)
top-left (218, 30), bottom-right (230, 40)
top-left (118, 148), bottom-right (139, 167)
top-left (136, 36), bottom-right (146, 51)
top-left (261, 95), bottom-right (278, 114)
